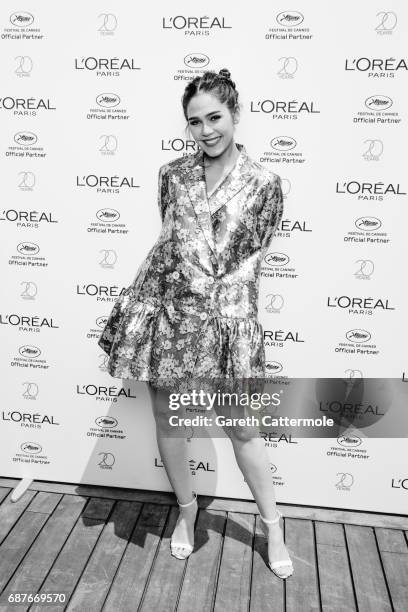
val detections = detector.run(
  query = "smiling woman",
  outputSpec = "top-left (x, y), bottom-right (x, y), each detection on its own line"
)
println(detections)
top-left (97, 68), bottom-right (292, 579)
top-left (183, 68), bottom-right (242, 196)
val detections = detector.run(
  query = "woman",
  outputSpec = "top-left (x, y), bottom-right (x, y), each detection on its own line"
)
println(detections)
top-left (98, 69), bottom-right (293, 579)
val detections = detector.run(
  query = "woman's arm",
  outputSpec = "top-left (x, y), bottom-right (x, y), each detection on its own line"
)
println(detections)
top-left (157, 165), bottom-right (171, 223)
top-left (255, 174), bottom-right (284, 251)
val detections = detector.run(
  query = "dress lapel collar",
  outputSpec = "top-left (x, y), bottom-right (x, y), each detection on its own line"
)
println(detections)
top-left (181, 143), bottom-right (249, 257)
top-left (207, 144), bottom-right (252, 215)
top-left (181, 148), bottom-right (216, 256)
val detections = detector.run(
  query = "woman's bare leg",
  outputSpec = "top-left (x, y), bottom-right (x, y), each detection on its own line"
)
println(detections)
top-left (147, 384), bottom-right (194, 502)
top-left (229, 431), bottom-right (292, 576)
top-left (147, 383), bottom-right (197, 555)
top-left (230, 434), bottom-right (277, 516)
top-left (212, 392), bottom-right (292, 577)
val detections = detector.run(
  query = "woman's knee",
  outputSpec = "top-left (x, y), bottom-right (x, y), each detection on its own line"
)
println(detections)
top-left (228, 426), bottom-right (259, 443)
top-left (149, 388), bottom-right (185, 435)
top-left (154, 410), bottom-right (173, 434)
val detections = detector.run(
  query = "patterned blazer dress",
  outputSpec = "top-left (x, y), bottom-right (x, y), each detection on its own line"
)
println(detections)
top-left (97, 142), bottom-right (284, 387)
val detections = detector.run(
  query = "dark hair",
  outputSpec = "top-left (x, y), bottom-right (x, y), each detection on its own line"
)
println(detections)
top-left (182, 68), bottom-right (240, 122)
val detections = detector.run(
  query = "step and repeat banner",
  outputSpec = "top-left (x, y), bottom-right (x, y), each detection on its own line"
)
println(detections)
top-left (1, 1), bottom-right (407, 513)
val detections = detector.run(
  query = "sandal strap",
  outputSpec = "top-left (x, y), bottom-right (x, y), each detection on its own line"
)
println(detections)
top-left (260, 509), bottom-right (282, 524)
top-left (176, 491), bottom-right (197, 508)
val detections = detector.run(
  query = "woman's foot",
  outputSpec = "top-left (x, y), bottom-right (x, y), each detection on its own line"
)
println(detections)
top-left (259, 509), bottom-right (294, 579)
top-left (170, 491), bottom-right (198, 560)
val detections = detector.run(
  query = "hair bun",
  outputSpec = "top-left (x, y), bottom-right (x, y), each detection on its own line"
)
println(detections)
top-left (218, 68), bottom-right (236, 89)
top-left (218, 68), bottom-right (231, 80)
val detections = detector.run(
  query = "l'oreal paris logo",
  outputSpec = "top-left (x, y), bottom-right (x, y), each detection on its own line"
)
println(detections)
top-left (162, 16), bottom-right (231, 30)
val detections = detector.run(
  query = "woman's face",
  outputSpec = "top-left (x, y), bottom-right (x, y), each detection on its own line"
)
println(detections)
top-left (186, 91), bottom-right (239, 158)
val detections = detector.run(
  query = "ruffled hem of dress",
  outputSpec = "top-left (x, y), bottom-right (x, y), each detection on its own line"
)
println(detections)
top-left (191, 315), bottom-right (265, 379)
top-left (97, 286), bottom-right (159, 359)
top-left (98, 287), bottom-right (266, 387)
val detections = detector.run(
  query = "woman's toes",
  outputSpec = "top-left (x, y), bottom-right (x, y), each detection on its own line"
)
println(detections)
top-left (278, 572), bottom-right (291, 579)
top-left (273, 563), bottom-right (293, 578)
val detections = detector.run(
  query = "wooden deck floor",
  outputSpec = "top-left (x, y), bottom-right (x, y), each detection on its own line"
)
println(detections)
top-left (0, 478), bottom-right (407, 612)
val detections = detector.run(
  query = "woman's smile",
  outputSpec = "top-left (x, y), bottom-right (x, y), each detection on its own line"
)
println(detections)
top-left (201, 135), bottom-right (222, 146)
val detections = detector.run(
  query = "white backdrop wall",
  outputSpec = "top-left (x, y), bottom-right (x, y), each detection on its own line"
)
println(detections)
top-left (1, 0), bottom-right (407, 513)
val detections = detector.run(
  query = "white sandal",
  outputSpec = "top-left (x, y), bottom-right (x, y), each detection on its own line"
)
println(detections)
top-left (170, 491), bottom-right (198, 560)
top-left (259, 509), bottom-right (294, 579)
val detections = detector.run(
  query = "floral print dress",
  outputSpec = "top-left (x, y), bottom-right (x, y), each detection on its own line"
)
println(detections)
top-left (97, 142), bottom-right (284, 389)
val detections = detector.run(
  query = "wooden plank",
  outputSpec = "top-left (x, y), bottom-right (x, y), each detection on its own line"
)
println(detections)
top-left (250, 515), bottom-right (284, 611)
top-left (177, 509), bottom-right (226, 612)
top-left (315, 520), bottom-right (346, 547)
top-left (315, 521), bottom-right (356, 612)
top-left (0, 505), bottom-right (50, 593)
top-left (0, 494), bottom-right (86, 612)
top-left (103, 503), bottom-right (168, 611)
top-left (1, 478), bottom-right (407, 529)
top-left (29, 497), bottom-right (115, 612)
top-left (376, 527), bottom-right (408, 612)
top-left (277, 507), bottom-right (408, 530)
top-left (345, 524), bottom-right (392, 611)
top-left (66, 500), bottom-right (142, 611)
top-left (0, 488), bottom-right (11, 504)
top-left (81, 497), bottom-right (115, 521)
top-left (213, 512), bottom-right (254, 612)
top-left (375, 528), bottom-right (408, 553)
top-left (0, 488), bottom-right (37, 544)
top-left (285, 518), bottom-right (320, 611)
top-left (138, 506), bottom-right (192, 612)
top-left (26, 491), bottom-right (62, 514)
top-left (379, 551), bottom-right (408, 612)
